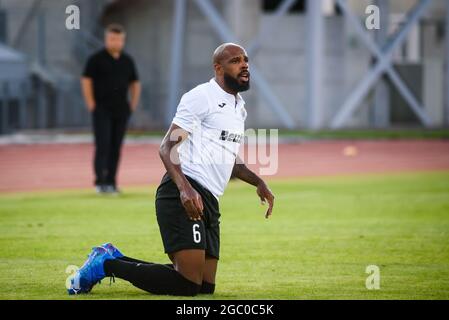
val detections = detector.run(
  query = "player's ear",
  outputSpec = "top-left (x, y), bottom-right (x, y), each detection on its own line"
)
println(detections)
top-left (213, 62), bottom-right (223, 75)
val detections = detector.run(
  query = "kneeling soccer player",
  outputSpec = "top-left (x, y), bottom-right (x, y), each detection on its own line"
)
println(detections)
top-left (68, 43), bottom-right (275, 296)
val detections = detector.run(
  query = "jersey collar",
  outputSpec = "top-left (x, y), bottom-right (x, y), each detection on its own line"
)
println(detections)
top-left (210, 78), bottom-right (245, 104)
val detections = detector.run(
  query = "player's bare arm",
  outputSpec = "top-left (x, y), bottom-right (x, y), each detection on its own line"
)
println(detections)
top-left (159, 123), bottom-right (204, 221)
top-left (232, 156), bottom-right (275, 219)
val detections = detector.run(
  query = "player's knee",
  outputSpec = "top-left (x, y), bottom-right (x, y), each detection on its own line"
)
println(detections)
top-left (177, 265), bottom-right (204, 285)
top-left (175, 266), bottom-right (203, 296)
top-left (172, 249), bottom-right (206, 285)
top-left (173, 258), bottom-right (204, 285)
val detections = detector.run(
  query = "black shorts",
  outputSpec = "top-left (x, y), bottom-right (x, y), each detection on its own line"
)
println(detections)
top-left (155, 173), bottom-right (221, 260)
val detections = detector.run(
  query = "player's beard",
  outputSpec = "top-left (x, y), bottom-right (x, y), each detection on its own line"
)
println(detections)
top-left (224, 72), bottom-right (250, 93)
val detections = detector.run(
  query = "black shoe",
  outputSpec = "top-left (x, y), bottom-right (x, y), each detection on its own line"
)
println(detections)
top-left (104, 185), bottom-right (121, 195)
top-left (95, 185), bottom-right (107, 194)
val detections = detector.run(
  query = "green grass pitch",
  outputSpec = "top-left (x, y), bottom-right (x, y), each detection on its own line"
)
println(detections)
top-left (0, 172), bottom-right (448, 300)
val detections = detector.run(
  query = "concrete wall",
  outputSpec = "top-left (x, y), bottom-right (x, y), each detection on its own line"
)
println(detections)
top-left (102, 0), bottom-right (223, 128)
top-left (1, 0), bottom-right (104, 74)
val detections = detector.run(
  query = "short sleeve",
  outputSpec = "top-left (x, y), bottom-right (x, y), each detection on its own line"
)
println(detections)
top-left (82, 55), bottom-right (96, 78)
top-left (172, 88), bottom-right (209, 133)
top-left (129, 58), bottom-right (139, 82)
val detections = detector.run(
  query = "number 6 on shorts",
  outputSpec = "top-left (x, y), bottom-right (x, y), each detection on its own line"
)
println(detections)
top-left (193, 224), bottom-right (201, 243)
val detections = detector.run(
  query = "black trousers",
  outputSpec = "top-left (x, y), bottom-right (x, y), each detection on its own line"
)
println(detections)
top-left (92, 108), bottom-right (130, 186)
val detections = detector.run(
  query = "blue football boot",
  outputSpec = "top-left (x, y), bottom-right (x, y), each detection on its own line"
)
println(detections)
top-left (101, 242), bottom-right (124, 259)
top-left (67, 246), bottom-right (115, 295)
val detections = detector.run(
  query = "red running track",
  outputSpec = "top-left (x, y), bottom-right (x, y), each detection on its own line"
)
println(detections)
top-left (0, 140), bottom-right (448, 193)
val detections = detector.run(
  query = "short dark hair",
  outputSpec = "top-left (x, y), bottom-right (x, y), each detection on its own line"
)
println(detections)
top-left (105, 23), bottom-right (125, 34)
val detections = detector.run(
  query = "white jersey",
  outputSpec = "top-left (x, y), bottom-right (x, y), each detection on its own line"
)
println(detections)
top-left (172, 78), bottom-right (247, 199)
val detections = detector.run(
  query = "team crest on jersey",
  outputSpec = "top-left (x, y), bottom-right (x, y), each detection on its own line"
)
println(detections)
top-left (220, 130), bottom-right (243, 143)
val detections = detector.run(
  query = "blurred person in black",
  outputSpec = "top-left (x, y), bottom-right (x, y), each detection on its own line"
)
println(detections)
top-left (81, 24), bottom-right (141, 194)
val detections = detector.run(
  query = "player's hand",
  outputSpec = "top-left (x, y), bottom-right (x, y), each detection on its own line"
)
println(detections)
top-left (256, 181), bottom-right (274, 219)
top-left (179, 184), bottom-right (204, 221)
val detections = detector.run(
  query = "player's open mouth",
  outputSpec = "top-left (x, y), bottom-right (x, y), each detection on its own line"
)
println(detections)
top-left (239, 72), bottom-right (250, 82)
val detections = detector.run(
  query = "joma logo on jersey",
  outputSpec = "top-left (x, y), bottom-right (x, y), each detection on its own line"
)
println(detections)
top-left (220, 130), bottom-right (243, 143)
